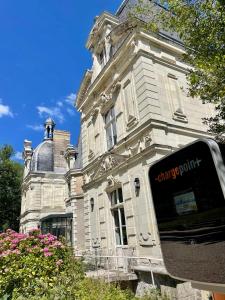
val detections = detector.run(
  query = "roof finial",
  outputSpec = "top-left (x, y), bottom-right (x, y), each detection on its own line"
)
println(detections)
top-left (44, 118), bottom-right (55, 140)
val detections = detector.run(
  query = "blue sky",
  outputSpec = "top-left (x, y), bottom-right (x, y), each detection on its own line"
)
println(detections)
top-left (0, 0), bottom-right (123, 162)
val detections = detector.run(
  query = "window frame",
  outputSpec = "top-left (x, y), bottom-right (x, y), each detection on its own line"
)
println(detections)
top-left (104, 107), bottom-right (117, 150)
top-left (110, 188), bottom-right (128, 246)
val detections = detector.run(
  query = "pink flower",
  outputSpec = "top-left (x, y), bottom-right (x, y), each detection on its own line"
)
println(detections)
top-left (12, 238), bottom-right (19, 244)
top-left (44, 252), bottom-right (53, 257)
top-left (10, 244), bottom-right (17, 250)
top-left (56, 259), bottom-right (63, 266)
top-left (43, 247), bottom-right (49, 252)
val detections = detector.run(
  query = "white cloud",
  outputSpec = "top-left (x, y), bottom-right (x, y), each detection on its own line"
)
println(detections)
top-left (67, 108), bottom-right (75, 116)
top-left (0, 101), bottom-right (14, 118)
top-left (27, 124), bottom-right (43, 131)
top-left (65, 93), bottom-right (76, 106)
top-left (37, 106), bottom-right (64, 123)
top-left (57, 101), bottom-right (63, 107)
top-left (13, 151), bottom-right (23, 161)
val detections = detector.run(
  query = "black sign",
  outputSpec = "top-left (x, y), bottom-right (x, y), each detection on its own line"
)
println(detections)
top-left (149, 139), bottom-right (225, 285)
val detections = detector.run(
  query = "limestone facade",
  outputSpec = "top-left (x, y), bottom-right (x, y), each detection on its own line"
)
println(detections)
top-left (76, 10), bottom-right (213, 257)
top-left (75, 2), bottom-right (214, 297)
top-left (20, 119), bottom-right (78, 246)
top-left (20, 1), bottom-right (215, 297)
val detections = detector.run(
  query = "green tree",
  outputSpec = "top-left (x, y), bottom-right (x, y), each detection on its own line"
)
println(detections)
top-left (0, 145), bottom-right (23, 231)
top-left (133, 0), bottom-right (225, 139)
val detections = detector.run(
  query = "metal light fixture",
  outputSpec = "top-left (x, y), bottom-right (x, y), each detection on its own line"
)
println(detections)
top-left (134, 178), bottom-right (140, 196)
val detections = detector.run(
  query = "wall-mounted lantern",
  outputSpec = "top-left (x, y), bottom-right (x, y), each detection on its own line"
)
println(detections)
top-left (134, 178), bottom-right (140, 196)
top-left (90, 198), bottom-right (94, 212)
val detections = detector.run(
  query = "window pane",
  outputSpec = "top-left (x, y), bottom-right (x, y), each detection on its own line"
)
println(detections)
top-left (122, 227), bottom-right (128, 245)
top-left (112, 121), bottom-right (117, 146)
top-left (115, 228), bottom-right (121, 245)
top-left (120, 208), bottom-right (126, 226)
top-left (118, 188), bottom-right (123, 203)
top-left (114, 210), bottom-right (120, 227)
top-left (106, 126), bottom-right (113, 150)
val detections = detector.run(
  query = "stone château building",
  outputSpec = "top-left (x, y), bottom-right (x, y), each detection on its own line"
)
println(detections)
top-left (20, 118), bottom-right (84, 247)
top-left (20, 0), bottom-right (213, 298)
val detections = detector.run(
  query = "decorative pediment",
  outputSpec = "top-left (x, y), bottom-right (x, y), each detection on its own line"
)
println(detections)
top-left (92, 153), bottom-right (129, 181)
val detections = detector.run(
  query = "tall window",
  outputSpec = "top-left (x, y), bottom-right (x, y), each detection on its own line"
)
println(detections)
top-left (110, 188), bottom-right (127, 246)
top-left (105, 107), bottom-right (117, 150)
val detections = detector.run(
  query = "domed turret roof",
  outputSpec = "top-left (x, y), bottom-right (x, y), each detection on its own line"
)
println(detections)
top-left (31, 140), bottom-right (54, 172)
top-left (45, 118), bottom-right (55, 125)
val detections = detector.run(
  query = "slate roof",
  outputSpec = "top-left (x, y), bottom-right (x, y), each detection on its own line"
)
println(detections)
top-left (31, 140), bottom-right (54, 172)
top-left (116, 0), bottom-right (182, 44)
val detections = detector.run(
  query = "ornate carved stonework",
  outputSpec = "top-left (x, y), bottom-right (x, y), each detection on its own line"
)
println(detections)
top-left (84, 170), bottom-right (95, 184)
top-left (128, 132), bottom-right (152, 156)
top-left (111, 81), bottom-right (121, 93)
top-left (129, 140), bottom-right (141, 156)
top-left (144, 132), bottom-right (152, 148)
top-left (100, 155), bottom-right (117, 172)
top-left (99, 92), bottom-right (113, 114)
top-left (92, 237), bottom-right (100, 248)
top-left (139, 232), bottom-right (155, 247)
top-left (91, 153), bottom-right (129, 181)
top-left (105, 175), bottom-right (121, 192)
top-left (91, 107), bottom-right (99, 121)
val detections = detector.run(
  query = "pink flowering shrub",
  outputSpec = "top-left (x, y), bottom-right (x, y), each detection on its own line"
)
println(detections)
top-left (0, 228), bottom-right (78, 299)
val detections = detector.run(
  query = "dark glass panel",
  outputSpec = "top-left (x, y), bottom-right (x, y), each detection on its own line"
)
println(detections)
top-left (149, 140), bottom-right (225, 284)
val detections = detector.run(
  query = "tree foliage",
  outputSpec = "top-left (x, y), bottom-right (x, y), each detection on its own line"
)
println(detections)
top-left (133, 0), bottom-right (225, 139)
top-left (0, 145), bottom-right (23, 231)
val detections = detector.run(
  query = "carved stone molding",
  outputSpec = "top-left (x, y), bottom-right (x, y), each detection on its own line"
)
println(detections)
top-left (88, 149), bottom-right (95, 161)
top-left (126, 115), bottom-right (138, 130)
top-left (139, 232), bottom-right (155, 247)
top-left (105, 175), bottom-right (121, 193)
top-left (84, 170), bottom-right (95, 185)
top-left (129, 140), bottom-right (141, 156)
top-left (92, 237), bottom-right (101, 248)
top-left (128, 132), bottom-right (152, 157)
top-left (173, 109), bottom-right (188, 123)
top-left (87, 153), bottom-right (129, 182)
top-left (91, 107), bottom-right (99, 121)
top-left (143, 132), bottom-right (152, 148)
top-left (99, 92), bottom-right (113, 114)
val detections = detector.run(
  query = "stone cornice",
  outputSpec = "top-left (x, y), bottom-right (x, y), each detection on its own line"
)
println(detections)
top-left (20, 209), bottom-right (41, 219)
top-left (64, 169), bottom-right (83, 182)
top-left (82, 118), bottom-right (212, 180)
top-left (86, 12), bottom-right (119, 50)
top-left (76, 70), bottom-right (93, 108)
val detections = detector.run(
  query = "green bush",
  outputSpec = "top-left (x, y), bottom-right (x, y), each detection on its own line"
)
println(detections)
top-left (140, 289), bottom-right (170, 300)
top-left (0, 228), bottom-right (82, 299)
top-left (0, 229), bottom-right (170, 300)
